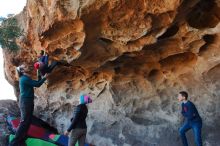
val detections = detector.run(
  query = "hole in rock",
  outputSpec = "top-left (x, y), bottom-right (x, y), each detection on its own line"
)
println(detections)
top-left (158, 25), bottom-right (179, 40)
top-left (199, 34), bottom-right (217, 54)
top-left (114, 67), bottom-right (121, 74)
top-left (80, 79), bottom-right (84, 84)
top-left (53, 48), bottom-right (64, 55)
top-left (187, 0), bottom-right (220, 29)
top-left (148, 69), bottom-right (160, 78)
top-left (202, 34), bottom-right (216, 44)
top-left (41, 22), bottom-right (63, 38)
top-left (99, 37), bottom-right (113, 44)
top-left (92, 71), bottom-right (99, 76)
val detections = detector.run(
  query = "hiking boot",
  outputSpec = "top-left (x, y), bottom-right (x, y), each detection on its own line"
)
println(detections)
top-left (57, 60), bottom-right (70, 66)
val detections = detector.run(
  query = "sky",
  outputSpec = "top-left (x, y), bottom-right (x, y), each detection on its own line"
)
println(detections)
top-left (0, 0), bottom-right (26, 100)
top-left (0, 0), bottom-right (26, 17)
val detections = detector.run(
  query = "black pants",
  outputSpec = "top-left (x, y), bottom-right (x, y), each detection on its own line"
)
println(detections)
top-left (9, 100), bottom-right (34, 146)
top-left (38, 61), bottom-right (58, 80)
top-left (46, 61), bottom-right (58, 73)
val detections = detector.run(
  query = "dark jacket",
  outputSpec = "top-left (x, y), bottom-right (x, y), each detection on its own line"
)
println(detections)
top-left (19, 75), bottom-right (46, 102)
top-left (38, 55), bottom-right (49, 65)
top-left (181, 101), bottom-right (202, 123)
top-left (67, 104), bottom-right (88, 132)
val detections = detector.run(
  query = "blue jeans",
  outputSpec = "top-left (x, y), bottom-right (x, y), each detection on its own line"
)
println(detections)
top-left (179, 121), bottom-right (202, 146)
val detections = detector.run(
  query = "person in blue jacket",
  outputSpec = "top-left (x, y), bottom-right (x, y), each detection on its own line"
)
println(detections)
top-left (178, 91), bottom-right (203, 146)
top-left (9, 64), bottom-right (47, 146)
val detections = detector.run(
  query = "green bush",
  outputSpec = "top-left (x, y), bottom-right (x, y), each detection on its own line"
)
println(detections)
top-left (0, 17), bottom-right (23, 52)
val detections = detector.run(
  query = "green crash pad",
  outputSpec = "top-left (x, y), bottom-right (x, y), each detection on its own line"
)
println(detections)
top-left (9, 135), bottom-right (58, 146)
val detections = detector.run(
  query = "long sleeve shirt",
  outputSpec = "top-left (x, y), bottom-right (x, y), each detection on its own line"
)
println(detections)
top-left (19, 75), bottom-right (46, 102)
top-left (67, 104), bottom-right (88, 132)
top-left (181, 101), bottom-right (202, 123)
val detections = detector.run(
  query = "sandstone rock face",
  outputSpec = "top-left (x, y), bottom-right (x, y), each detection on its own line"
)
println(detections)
top-left (3, 0), bottom-right (220, 145)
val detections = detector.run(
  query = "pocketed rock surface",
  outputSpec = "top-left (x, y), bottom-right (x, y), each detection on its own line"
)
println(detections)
top-left (3, 0), bottom-right (220, 145)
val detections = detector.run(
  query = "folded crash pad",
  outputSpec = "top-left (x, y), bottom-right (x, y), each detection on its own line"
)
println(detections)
top-left (7, 116), bottom-right (69, 146)
top-left (9, 135), bottom-right (58, 146)
top-left (7, 117), bottom-right (46, 138)
top-left (6, 115), bottom-right (58, 134)
top-left (31, 116), bottom-right (58, 134)
top-left (10, 135), bottom-right (93, 146)
top-left (7, 115), bottom-right (94, 146)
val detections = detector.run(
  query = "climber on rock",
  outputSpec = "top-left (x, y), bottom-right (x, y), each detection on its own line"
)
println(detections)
top-left (64, 94), bottom-right (92, 146)
top-left (9, 64), bottom-right (47, 146)
top-left (178, 91), bottom-right (203, 146)
top-left (34, 50), bottom-right (59, 80)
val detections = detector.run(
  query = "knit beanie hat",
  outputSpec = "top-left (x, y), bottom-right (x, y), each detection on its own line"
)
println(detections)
top-left (79, 94), bottom-right (92, 104)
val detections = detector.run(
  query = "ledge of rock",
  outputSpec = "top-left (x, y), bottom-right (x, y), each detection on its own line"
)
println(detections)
top-left (3, 0), bottom-right (220, 145)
